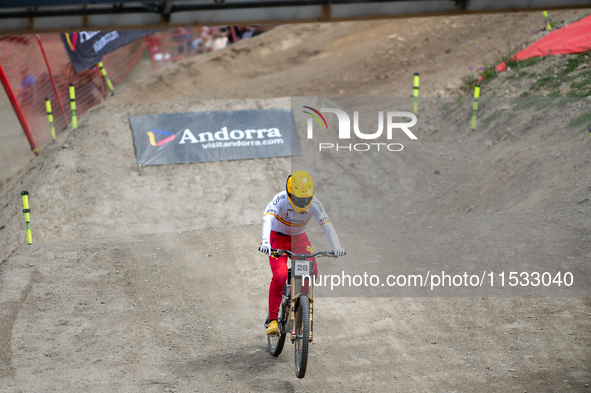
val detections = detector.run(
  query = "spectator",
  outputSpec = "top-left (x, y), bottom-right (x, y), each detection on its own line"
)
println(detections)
top-left (18, 65), bottom-right (36, 111)
top-left (204, 27), bottom-right (229, 51)
top-left (171, 27), bottom-right (193, 56)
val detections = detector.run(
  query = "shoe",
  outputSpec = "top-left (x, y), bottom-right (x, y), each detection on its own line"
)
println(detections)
top-left (266, 319), bottom-right (279, 335)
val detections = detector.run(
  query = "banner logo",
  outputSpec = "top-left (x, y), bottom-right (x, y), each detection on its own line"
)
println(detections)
top-left (302, 106), bottom-right (328, 131)
top-left (148, 129), bottom-right (175, 147)
top-left (65, 32), bottom-right (77, 51)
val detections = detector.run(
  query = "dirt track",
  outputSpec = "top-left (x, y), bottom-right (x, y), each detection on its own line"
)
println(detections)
top-left (1, 230), bottom-right (589, 392)
top-left (1, 9), bottom-right (591, 393)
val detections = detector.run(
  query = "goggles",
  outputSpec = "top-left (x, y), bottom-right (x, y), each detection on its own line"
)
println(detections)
top-left (291, 195), bottom-right (312, 209)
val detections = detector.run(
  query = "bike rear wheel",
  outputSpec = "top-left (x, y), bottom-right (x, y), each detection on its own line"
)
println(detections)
top-left (268, 298), bottom-right (288, 356)
top-left (294, 295), bottom-right (310, 378)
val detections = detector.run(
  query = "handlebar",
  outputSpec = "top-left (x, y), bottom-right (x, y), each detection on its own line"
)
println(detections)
top-left (270, 248), bottom-right (344, 259)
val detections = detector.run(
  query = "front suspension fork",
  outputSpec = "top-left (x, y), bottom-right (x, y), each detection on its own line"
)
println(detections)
top-left (289, 297), bottom-right (314, 342)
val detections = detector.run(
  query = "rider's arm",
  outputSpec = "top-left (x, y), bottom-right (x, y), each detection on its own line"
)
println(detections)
top-left (262, 212), bottom-right (273, 243)
top-left (259, 198), bottom-right (278, 255)
top-left (311, 198), bottom-right (344, 252)
top-left (262, 194), bottom-right (281, 243)
top-left (321, 221), bottom-right (342, 250)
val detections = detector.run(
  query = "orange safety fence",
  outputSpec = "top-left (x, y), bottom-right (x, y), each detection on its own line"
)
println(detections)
top-left (0, 26), bottom-right (276, 154)
top-left (0, 34), bottom-right (146, 153)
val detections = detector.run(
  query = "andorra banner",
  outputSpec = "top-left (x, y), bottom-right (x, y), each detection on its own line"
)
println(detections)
top-left (129, 108), bottom-right (300, 167)
top-left (61, 30), bottom-right (155, 73)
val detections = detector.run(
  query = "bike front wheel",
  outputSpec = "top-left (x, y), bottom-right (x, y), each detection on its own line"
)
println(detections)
top-left (294, 295), bottom-right (310, 378)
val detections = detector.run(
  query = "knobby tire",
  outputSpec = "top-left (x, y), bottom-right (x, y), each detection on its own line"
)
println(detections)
top-left (294, 295), bottom-right (310, 378)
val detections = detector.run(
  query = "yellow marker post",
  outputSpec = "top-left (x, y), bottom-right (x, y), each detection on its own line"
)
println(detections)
top-left (413, 72), bottom-right (420, 115)
top-left (98, 61), bottom-right (114, 92)
top-left (69, 83), bottom-right (77, 130)
top-left (45, 98), bottom-right (56, 141)
top-left (543, 11), bottom-right (551, 31)
top-left (471, 84), bottom-right (480, 131)
top-left (21, 191), bottom-right (32, 245)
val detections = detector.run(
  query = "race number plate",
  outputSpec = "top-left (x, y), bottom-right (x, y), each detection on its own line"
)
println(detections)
top-left (292, 260), bottom-right (313, 277)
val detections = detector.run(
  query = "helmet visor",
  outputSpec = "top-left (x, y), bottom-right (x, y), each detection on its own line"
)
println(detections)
top-left (291, 195), bottom-right (312, 209)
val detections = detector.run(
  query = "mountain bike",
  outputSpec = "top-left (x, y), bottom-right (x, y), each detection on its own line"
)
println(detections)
top-left (265, 248), bottom-right (343, 379)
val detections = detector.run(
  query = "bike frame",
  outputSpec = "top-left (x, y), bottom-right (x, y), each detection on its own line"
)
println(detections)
top-left (272, 249), bottom-right (336, 343)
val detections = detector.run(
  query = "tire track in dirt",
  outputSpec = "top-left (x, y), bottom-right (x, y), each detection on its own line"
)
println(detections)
top-left (0, 265), bottom-right (39, 380)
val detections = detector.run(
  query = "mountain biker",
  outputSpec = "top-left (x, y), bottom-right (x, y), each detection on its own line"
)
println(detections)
top-left (259, 171), bottom-right (345, 335)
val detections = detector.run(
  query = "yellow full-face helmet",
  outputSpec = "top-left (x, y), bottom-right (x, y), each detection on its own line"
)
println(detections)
top-left (286, 171), bottom-right (314, 214)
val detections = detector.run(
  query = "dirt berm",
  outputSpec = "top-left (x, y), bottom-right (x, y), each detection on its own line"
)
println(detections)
top-left (1, 10), bottom-right (591, 393)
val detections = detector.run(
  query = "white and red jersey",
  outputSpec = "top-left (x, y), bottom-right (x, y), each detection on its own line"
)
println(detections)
top-left (261, 191), bottom-right (341, 249)
top-left (263, 191), bottom-right (330, 236)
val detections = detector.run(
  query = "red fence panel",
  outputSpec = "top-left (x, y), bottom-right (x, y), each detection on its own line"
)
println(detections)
top-left (1, 26), bottom-right (276, 152)
top-left (0, 34), bottom-right (148, 149)
top-left (38, 34), bottom-right (102, 139)
top-left (102, 38), bottom-right (147, 87)
top-left (0, 35), bottom-right (66, 150)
